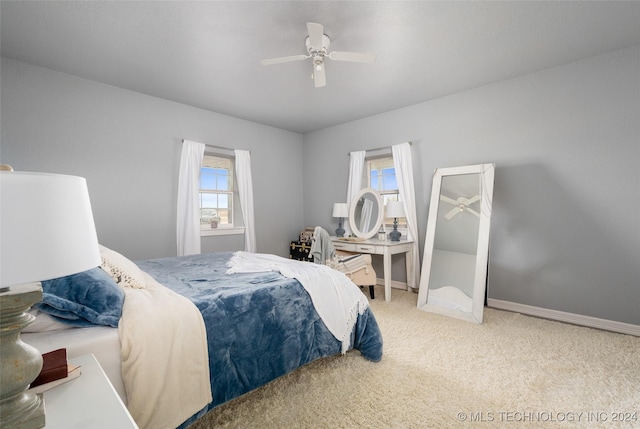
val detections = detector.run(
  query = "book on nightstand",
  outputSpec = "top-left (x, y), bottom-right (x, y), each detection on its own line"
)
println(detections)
top-left (28, 348), bottom-right (82, 394)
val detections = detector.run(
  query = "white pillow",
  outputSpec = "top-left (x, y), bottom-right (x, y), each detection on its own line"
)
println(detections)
top-left (99, 245), bottom-right (146, 289)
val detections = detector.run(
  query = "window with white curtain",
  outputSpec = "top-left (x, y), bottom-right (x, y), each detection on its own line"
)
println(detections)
top-left (199, 154), bottom-right (244, 236)
top-left (367, 156), bottom-right (405, 228)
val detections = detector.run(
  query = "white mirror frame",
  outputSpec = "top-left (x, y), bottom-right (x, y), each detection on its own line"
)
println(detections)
top-left (348, 188), bottom-right (383, 239)
top-left (417, 163), bottom-right (495, 323)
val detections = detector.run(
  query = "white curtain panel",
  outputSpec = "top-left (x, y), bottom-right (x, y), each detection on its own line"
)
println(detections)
top-left (346, 151), bottom-right (366, 236)
top-left (234, 150), bottom-right (257, 253)
top-left (177, 140), bottom-right (205, 256)
top-left (360, 198), bottom-right (373, 232)
top-left (392, 142), bottom-right (421, 289)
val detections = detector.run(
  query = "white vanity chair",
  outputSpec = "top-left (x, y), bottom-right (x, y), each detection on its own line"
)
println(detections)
top-left (334, 250), bottom-right (377, 299)
top-left (310, 226), bottom-right (377, 299)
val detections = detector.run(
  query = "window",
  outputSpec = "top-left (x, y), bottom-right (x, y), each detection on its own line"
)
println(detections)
top-left (199, 155), bottom-right (234, 230)
top-left (367, 157), bottom-right (405, 227)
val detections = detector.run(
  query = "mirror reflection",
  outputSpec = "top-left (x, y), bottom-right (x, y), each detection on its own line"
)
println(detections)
top-left (417, 164), bottom-right (495, 323)
top-left (428, 173), bottom-right (481, 312)
top-left (349, 188), bottom-right (383, 239)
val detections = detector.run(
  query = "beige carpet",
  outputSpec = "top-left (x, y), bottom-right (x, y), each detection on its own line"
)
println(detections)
top-left (190, 288), bottom-right (639, 428)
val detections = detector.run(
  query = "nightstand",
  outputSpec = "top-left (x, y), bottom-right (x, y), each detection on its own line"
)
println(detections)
top-left (43, 354), bottom-right (138, 428)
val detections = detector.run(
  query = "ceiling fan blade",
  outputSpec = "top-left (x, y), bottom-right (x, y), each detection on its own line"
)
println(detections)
top-left (466, 207), bottom-right (481, 218)
top-left (306, 22), bottom-right (324, 50)
top-left (440, 195), bottom-right (458, 206)
top-left (445, 207), bottom-right (459, 220)
top-left (261, 54), bottom-right (309, 66)
top-left (313, 62), bottom-right (326, 88)
top-left (329, 51), bottom-right (376, 63)
top-left (466, 195), bottom-right (481, 205)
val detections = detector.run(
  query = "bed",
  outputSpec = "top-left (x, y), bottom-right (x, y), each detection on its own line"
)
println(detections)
top-left (22, 247), bottom-right (383, 429)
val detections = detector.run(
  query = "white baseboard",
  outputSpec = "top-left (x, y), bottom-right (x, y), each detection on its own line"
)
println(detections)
top-left (375, 278), bottom-right (409, 290)
top-left (487, 299), bottom-right (640, 337)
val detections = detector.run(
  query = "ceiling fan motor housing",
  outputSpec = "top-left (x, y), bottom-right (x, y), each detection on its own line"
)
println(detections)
top-left (305, 34), bottom-right (330, 59)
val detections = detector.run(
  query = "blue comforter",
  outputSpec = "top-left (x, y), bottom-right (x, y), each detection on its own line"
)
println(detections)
top-left (135, 252), bottom-right (383, 427)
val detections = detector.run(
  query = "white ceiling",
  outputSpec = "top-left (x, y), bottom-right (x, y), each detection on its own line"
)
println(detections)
top-left (2, 1), bottom-right (640, 134)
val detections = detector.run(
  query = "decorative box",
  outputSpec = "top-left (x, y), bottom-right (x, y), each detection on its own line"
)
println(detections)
top-left (289, 241), bottom-right (314, 262)
top-left (299, 227), bottom-right (315, 243)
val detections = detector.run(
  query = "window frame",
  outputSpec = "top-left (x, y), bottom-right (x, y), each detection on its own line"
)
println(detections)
top-left (366, 156), bottom-right (407, 231)
top-left (199, 153), bottom-right (244, 237)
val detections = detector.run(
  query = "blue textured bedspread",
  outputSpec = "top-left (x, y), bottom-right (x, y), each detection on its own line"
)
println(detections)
top-left (135, 252), bottom-right (382, 427)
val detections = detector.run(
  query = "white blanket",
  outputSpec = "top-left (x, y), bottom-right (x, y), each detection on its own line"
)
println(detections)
top-left (226, 251), bottom-right (369, 354)
top-left (119, 272), bottom-right (212, 429)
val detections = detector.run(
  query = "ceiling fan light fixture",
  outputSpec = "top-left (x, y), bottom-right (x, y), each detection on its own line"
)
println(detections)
top-left (313, 55), bottom-right (324, 71)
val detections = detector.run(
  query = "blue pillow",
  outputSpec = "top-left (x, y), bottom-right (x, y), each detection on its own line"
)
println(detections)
top-left (36, 267), bottom-right (124, 328)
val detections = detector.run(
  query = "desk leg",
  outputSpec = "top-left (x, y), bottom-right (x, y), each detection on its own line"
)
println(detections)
top-left (383, 248), bottom-right (392, 302)
top-left (405, 246), bottom-right (414, 291)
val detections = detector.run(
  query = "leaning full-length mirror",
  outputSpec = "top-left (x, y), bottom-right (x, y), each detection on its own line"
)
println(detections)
top-left (417, 163), bottom-right (495, 323)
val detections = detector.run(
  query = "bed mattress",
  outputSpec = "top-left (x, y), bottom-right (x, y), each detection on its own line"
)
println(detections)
top-left (22, 325), bottom-right (125, 402)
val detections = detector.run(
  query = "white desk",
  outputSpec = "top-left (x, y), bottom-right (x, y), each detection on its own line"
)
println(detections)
top-left (332, 237), bottom-right (414, 302)
top-left (43, 354), bottom-right (138, 429)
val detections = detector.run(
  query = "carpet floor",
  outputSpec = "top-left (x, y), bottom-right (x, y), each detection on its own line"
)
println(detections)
top-left (190, 287), bottom-right (639, 428)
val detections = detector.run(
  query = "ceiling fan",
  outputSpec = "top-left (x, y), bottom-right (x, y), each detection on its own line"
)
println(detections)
top-left (440, 195), bottom-right (481, 220)
top-left (261, 22), bottom-right (376, 88)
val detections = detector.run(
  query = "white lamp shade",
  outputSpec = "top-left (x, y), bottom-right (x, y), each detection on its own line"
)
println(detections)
top-left (1, 171), bottom-right (101, 286)
top-left (332, 203), bottom-right (349, 218)
top-left (386, 201), bottom-right (405, 218)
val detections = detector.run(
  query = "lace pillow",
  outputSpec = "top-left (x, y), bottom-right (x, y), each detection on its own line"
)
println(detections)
top-left (99, 244), bottom-right (146, 289)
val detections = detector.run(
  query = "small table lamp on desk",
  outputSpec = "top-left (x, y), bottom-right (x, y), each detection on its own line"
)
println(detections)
top-left (0, 167), bottom-right (101, 429)
top-left (385, 201), bottom-right (405, 241)
top-left (332, 203), bottom-right (349, 237)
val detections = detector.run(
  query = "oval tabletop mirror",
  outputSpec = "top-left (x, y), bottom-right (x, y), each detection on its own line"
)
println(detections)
top-left (349, 188), bottom-right (383, 239)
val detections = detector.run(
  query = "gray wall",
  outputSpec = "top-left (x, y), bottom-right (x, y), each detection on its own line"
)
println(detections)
top-left (1, 58), bottom-right (304, 261)
top-left (303, 46), bottom-right (640, 325)
top-left (2, 45), bottom-right (638, 326)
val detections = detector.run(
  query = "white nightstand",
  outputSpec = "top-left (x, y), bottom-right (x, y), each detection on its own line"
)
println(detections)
top-left (43, 354), bottom-right (138, 429)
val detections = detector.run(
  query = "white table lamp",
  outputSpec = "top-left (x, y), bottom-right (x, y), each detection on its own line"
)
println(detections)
top-left (332, 203), bottom-right (348, 237)
top-left (386, 201), bottom-right (405, 241)
top-left (0, 168), bottom-right (101, 429)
